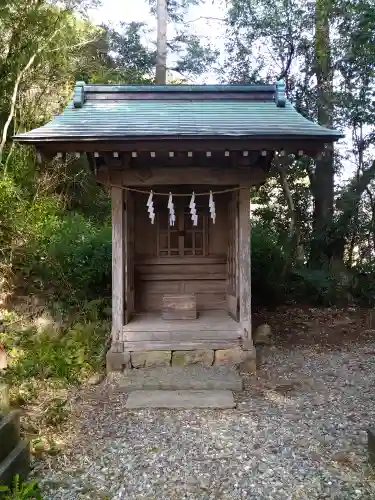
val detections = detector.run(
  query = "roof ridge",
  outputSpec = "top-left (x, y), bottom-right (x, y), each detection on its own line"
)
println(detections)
top-left (72, 80), bottom-right (287, 109)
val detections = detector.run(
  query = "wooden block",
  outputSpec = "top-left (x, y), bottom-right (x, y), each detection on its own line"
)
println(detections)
top-left (162, 293), bottom-right (197, 320)
top-left (0, 411), bottom-right (21, 463)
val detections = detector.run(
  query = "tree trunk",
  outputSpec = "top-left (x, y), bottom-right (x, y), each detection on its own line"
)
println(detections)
top-left (155, 0), bottom-right (168, 84)
top-left (310, 0), bottom-right (334, 268)
top-left (0, 26), bottom-right (62, 166)
top-left (275, 158), bottom-right (305, 265)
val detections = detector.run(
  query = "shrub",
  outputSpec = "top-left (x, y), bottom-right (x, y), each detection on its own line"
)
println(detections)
top-left (2, 317), bottom-right (109, 387)
top-left (251, 222), bottom-right (288, 304)
top-left (23, 213), bottom-right (111, 304)
top-left (287, 268), bottom-right (349, 306)
top-left (0, 475), bottom-right (41, 500)
top-left (351, 264), bottom-right (375, 307)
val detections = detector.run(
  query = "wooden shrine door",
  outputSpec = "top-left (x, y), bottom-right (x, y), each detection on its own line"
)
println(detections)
top-left (157, 200), bottom-right (208, 258)
top-left (227, 191), bottom-right (239, 320)
top-left (134, 189), bottom-right (228, 312)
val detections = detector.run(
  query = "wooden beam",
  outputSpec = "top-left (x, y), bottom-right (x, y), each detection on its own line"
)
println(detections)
top-left (119, 339), bottom-right (241, 351)
top-left (111, 187), bottom-right (125, 341)
top-left (239, 186), bottom-right (252, 343)
top-left (39, 137), bottom-right (332, 155)
top-left (96, 167), bottom-right (267, 187)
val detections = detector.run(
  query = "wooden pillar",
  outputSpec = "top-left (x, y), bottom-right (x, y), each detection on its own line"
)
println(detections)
top-left (124, 191), bottom-right (135, 323)
top-left (239, 186), bottom-right (252, 342)
top-left (111, 187), bottom-right (125, 342)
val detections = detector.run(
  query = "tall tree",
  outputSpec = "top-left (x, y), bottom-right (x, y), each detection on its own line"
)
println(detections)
top-left (148, 0), bottom-right (218, 81)
top-left (224, 0), bottom-right (375, 271)
top-left (309, 0), bottom-right (335, 268)
top-left (156, 0), bottom-right (168, 83)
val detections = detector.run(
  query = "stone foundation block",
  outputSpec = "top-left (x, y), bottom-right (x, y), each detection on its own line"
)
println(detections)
top-left (131, 350), bottom-right (171, 368)
top-left (172, 350), bottom-right (214, 367)
top-left (214, 347), bottom-right (247, 367)
top-left (106, 350), bottom-right (131, 372)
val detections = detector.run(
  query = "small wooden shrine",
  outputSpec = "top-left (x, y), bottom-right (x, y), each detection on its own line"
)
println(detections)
top-left (14, 81), bottom-right (342, 371)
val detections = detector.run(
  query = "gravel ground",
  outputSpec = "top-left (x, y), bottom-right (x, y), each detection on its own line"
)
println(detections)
top-left (33, 343), bottom-right (375, 499)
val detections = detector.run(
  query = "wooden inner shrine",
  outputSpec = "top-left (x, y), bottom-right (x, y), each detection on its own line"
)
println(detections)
top-left (100, 156), bottom-right (258, 353)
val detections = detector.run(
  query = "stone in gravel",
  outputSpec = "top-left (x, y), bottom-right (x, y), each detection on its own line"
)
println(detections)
top-left (125, 390), bottom-right (236, 409)
top-left (171, 350), bottom-right (214, 367)
top-left (131, 351), bottom-right (171, 368)
top-left (107, 366), bottom-right (243, 391)
top-left (214, 347), bottom-right (246, 366)
top-left (332, 451), bottom-right (354, 466)
top-left (241, 356), bottom-right (257, 374)
top-left (87, 373), bottom-right (105, 386)
top-left (296, 438), bottom-right (310, 448)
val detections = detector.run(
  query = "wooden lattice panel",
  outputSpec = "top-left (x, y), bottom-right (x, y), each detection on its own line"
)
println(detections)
top-left (162, 293), bottom-right (197, 320)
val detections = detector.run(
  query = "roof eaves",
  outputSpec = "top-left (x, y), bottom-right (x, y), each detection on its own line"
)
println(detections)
top-left (13, 133), bottom-right (344, 143)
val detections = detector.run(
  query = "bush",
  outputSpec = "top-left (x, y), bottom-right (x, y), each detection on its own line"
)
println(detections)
top-left (287, 268), bottom-right (349, 306)
top-left (23, 213), bottom-right (111, 304)
top-left (251, 222), bottom-right (288, 304)
top-left (0, 475), bottom-right (41, 499)
top-left (2, 317), bottom-right (109, 387)
top-left (251, 222), bottom-right (354, 307)
top-left (351, 264), bottom-right (375, 307)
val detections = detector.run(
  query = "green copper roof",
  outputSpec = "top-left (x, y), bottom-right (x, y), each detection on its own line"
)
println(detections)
top-left (14, 81), bottom-right (343, 143)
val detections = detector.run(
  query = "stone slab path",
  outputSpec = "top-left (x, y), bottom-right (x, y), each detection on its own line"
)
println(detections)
top-left (125, 389), bottom-right (236, 409)
top-left (107, 365), bottom-right (243, 391)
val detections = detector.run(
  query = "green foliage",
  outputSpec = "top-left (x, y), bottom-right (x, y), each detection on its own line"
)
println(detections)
top-left (350, 264), bottom-right (375, 307)
top-left (251, 222), bottom-right (287, 304)
top-left (0, 476), bottom-right (41, 500)
top-left (225, 0), bottom-right (375, 272)
top-left (287, 268), bottom-right (348, 306)
top-left (250, 222), bottom-right (370, 307)
top-left (2, 316), bottom-right (109, 387)
top-left (24, 213), bottom-right (111, 304)
top-left (43, 398), bottom-right (70, 426)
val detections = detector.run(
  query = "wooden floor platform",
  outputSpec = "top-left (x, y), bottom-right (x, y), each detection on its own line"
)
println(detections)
top-left (120, 311), bottom-right (241, 351)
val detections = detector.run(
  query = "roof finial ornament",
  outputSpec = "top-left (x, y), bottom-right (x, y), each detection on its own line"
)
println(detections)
top-left (73, 81), bottom-right (86, 108)
top-left (275, 80), bottom-right (286, 108)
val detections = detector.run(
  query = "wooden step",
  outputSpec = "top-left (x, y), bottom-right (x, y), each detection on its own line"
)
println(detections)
top-left (0, 411), bottom-right (21, 463)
